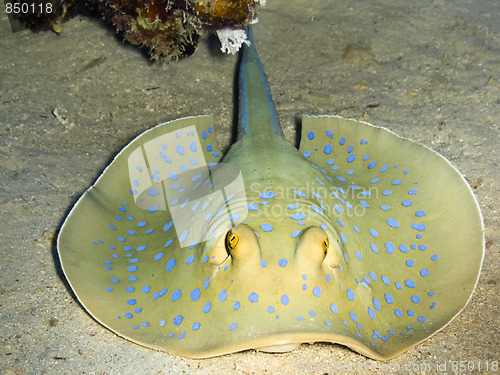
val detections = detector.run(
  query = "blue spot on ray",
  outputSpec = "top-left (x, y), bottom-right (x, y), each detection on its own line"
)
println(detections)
top-left (260, 191), bottom-right (275, 199)
top-left (260, 224), bottom-right (274, 232)
top-left (347, 288), bottom-right (355, 301)
top-left (248, 292), bottom-right (259, 303)
top-left (387, 218), bottom-right (399, 228)
top-left (313, 286), bottom-right (321, 297)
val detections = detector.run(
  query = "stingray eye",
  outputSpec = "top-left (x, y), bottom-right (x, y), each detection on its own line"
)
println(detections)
top-left (226, 231), bottom-right (239, 251)
top-left (322, 238), bottom-right (329, 253)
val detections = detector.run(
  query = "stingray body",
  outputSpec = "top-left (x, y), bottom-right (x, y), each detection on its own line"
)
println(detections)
top-left (58, 27), bottom-right (484, 360)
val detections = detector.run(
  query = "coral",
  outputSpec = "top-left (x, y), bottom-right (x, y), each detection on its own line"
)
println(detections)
top-left (194, 0), bottom-right (256, 28)
top-left (90, 0), bottom-right (200, 59)
top-left (8, 0), bottom-right (80, 33)
top-left (217, 27), bottom-right (250, 54)
top-left (88, 0), bottom-right (261, 60)
top-left (11, 0), bottom-right (262, 60)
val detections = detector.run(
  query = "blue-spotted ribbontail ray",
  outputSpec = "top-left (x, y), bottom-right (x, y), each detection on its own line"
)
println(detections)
top-left (57, 26), bottom-right (484, 360)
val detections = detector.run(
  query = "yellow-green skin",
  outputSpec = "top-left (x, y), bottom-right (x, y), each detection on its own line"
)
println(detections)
top-left (57, 27), bottom-right (484, 359)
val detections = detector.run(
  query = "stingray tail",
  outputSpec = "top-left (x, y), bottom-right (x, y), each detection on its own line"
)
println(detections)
top-left (237, 25), bottom-right (283, 139)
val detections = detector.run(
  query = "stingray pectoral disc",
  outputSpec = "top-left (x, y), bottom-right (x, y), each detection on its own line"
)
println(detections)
top-left (57, 115), bottom-right (484, 359)
top-left (293, 115), bottom-right (484, 358)
top-left (57, 115), bottom-right (235, 354)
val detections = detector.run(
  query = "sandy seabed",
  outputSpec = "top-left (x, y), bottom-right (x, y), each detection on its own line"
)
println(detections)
top-left (1, 0), bottom-right (498, 374)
